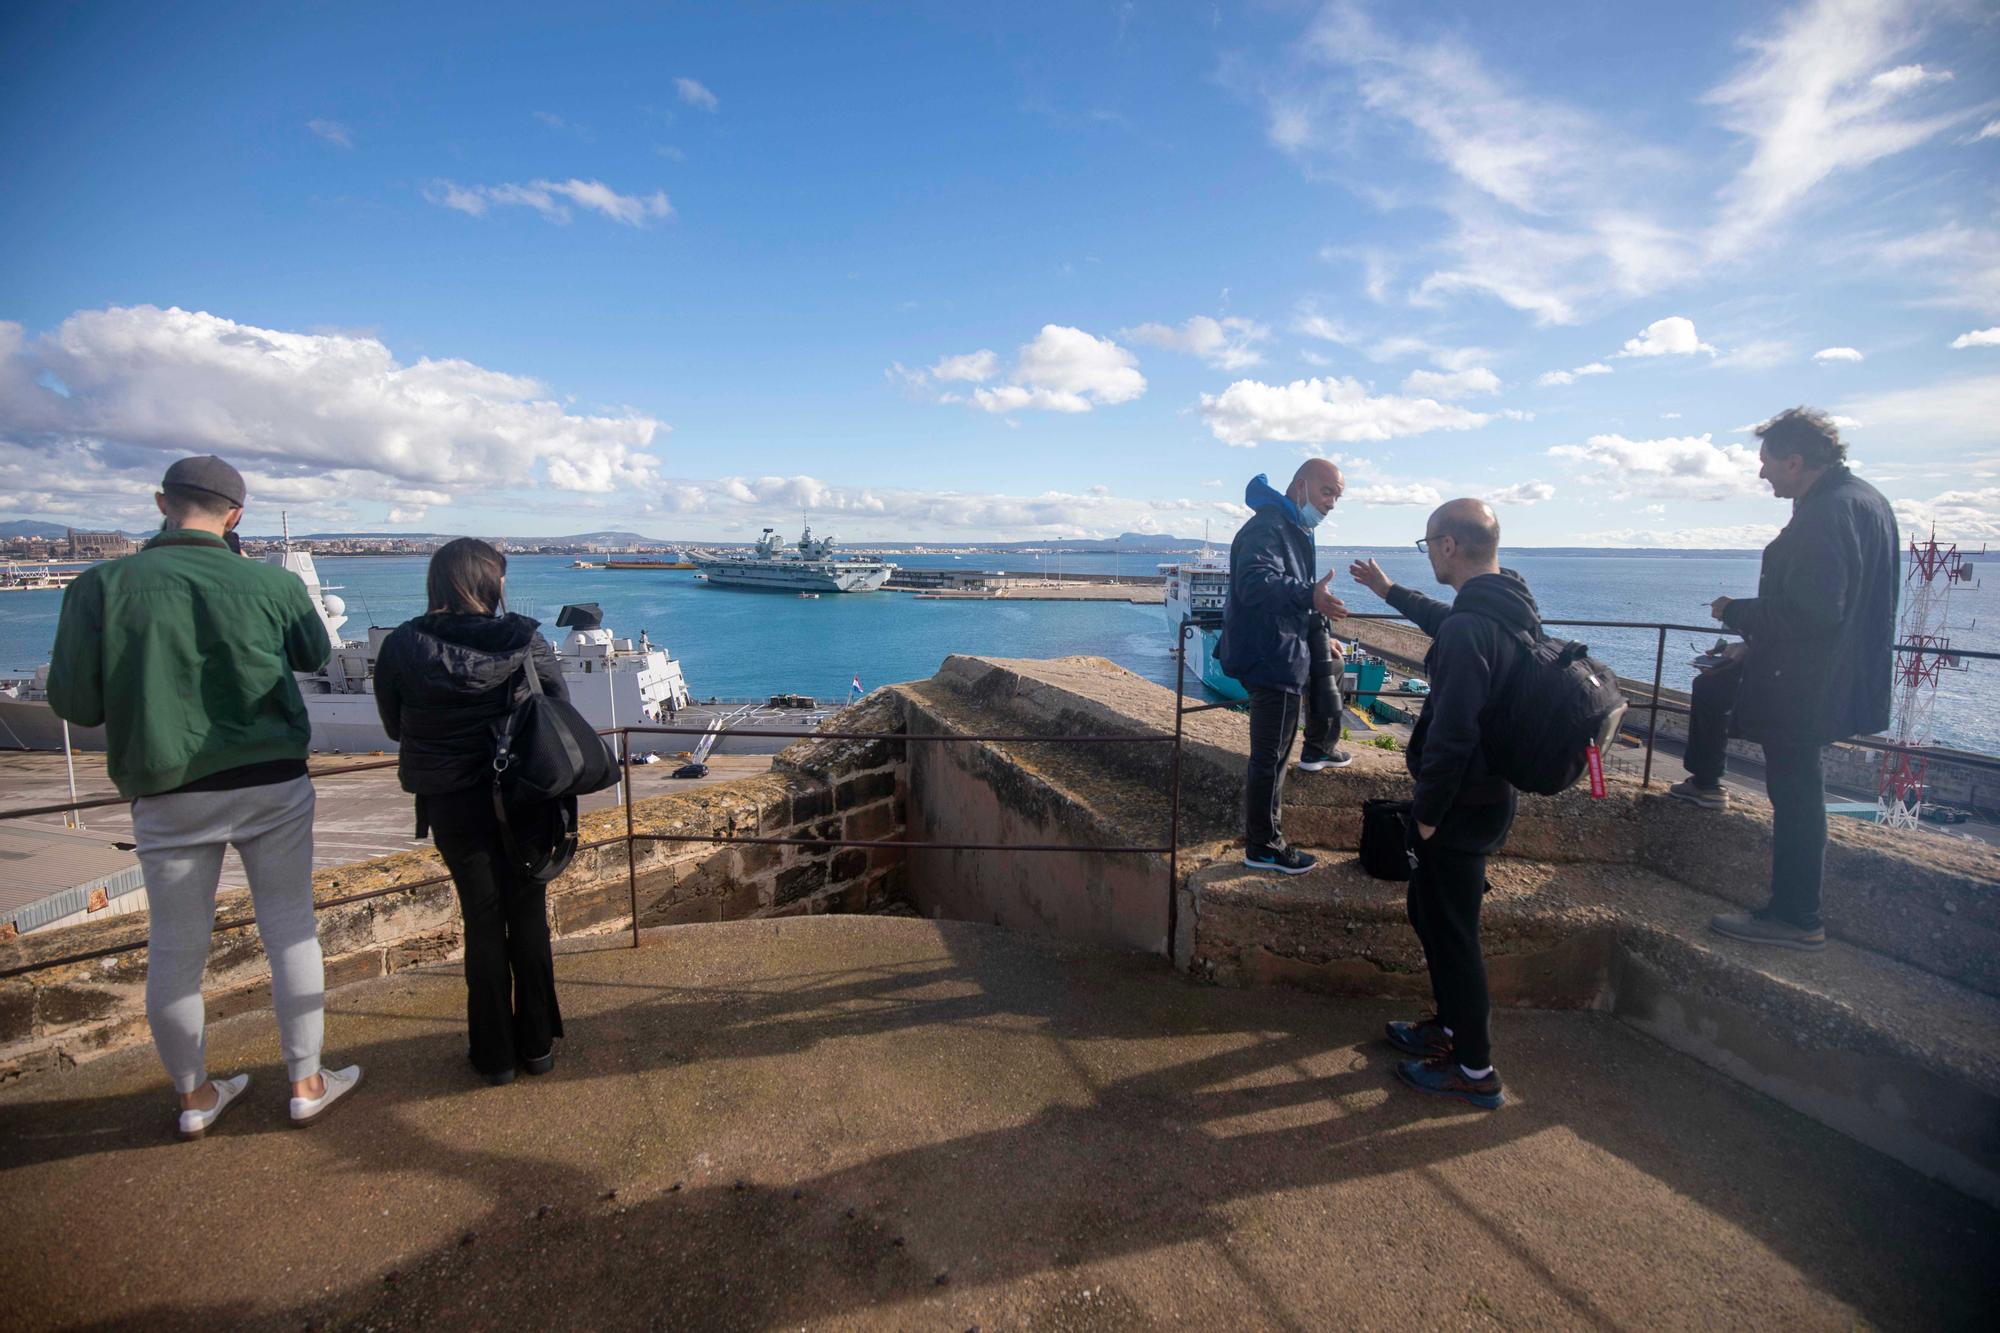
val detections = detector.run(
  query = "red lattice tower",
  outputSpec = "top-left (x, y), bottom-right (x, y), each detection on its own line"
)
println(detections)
top-left (1878, 528), bottom-right (1981, 828)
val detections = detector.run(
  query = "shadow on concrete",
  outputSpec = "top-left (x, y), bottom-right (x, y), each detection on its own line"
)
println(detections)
top-left (3, 919), bottom-right (1994, 1330)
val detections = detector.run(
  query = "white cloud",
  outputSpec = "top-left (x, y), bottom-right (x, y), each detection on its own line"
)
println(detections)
top-left (306, 118), bottom-right (353, 149)
top-left (1704, 0), bottom-right (1974, 258)
top-left (1839, 374), bottom-right (2000, 445)
top-left (929, 350), bottom-right (998, 383)
top-left (1974, 119), bottom-right (2000, 142)
top-left (1868, 63), bottom-right (1952, 94)
top-left (1401, 367), bottom-right (1500, 399)
top-left (1299, 348), bottom-right (1333, 368)
top-left (1952, 328), bottom-right (2000, 349)
top-left (1200, 478), bottom-right (1224, 488)
top-left (1715, 339), bottom-right (1795, 371)
top-left (1893, 486), bottom-right (2000, 541)
top-left (1486, 480), bottom-right (1555, 506)
top-left (1198, 376), bottom-right (1501, 447)
top-left (1579, 523), bottom-right (1782, 549)
top-left (1870, 223), bottom-right (2000, 316)
top-left (1122, 315), bottom-right (1270, 370)
top-left (1549, 432), bottom-right (1763, 501)
top-left (1293, 310), bottom-right (1358, 344)
top-left (0, 308), bottom-right (667, 505)
top-left (1616, 316), bottom-right (1716, 358)
top-left (675, 77), bottom-right (719, 112)
top-left (1813, 346), bottom-right (1864, 362)
top-left (909, 326), bottom-right (1143, 415)
top-left (1350, 481), bottom-right (1443, 507)
top-left (1537, 361), bottom-right (1613, 387)
top-left (424, 178), bottom-right (673, 227)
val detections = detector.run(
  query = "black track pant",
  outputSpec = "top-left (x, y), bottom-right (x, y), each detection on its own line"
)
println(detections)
top-left (1405, 795), bottom-right (1516, 1070)
top-left (425, 787), bottom-right (564, 1076)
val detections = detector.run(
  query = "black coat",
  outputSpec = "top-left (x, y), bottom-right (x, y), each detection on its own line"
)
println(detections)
top-left (1385, 571), bottom-right (1540, 828)
top-left (374, 612), bottom-right (568, 796)
top-left (1722, 466), bottom-right (1900, 746)
top-left (1216, 505), bottom-right (1317, 692)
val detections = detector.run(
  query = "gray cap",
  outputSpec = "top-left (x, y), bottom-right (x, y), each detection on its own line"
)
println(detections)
top-left (160, 455), bottom-right (246, 508)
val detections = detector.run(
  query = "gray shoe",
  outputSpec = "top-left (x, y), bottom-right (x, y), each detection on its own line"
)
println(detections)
top-left (1667, 780), bottom-right (1726, 810)
top-left (1709, 911), bottom-right (1826, 951)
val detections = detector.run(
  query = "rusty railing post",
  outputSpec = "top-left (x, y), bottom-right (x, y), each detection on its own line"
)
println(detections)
top-left (623, 729), bottom-right (640, 948)
top-left (1166, 616), bottom-right (1189, 960)
top-left (1642, 624), bottom-right (1666, 789)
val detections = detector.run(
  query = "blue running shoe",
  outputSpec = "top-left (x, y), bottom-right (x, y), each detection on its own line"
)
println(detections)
top-left (1395, 1057), bottom-right (1503, 1109)
top-left (1243, 845), bottom-right (1317, 875)
top-left (1384, 1015), bottom-right (1453, 1058)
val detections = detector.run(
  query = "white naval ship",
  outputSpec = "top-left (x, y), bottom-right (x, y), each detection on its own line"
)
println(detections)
top-left (691, 526), bottom-right (895, 593)
top-left (0, 535), bottom-right (693, 756)
top-left (1159, 553), bottom-right (1246, 701)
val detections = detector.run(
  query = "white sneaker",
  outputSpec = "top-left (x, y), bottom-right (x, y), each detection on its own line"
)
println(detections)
top-left (289, 1064), bottom-right (363, 1126)
top-left (177, 1074), bottom-right (250, 1141)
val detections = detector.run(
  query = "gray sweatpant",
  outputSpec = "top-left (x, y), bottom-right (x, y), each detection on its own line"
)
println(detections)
top-left (131, 776), bottom-right (323, 1092)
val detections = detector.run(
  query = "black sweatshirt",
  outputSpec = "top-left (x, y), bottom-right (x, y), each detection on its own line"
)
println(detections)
top-left (1384, 570), bottom-right (1540, 827)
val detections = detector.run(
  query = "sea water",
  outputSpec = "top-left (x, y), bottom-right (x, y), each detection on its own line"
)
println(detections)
top-left (3, 549), bottom-right (1993, 753)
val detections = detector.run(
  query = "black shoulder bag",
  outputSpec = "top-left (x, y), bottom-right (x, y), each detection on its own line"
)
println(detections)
top-left (490, 650), bottom-right (619, 882)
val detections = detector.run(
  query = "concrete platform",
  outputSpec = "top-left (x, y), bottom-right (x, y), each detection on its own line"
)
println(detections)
top-left (2, 917), bottom-right (1992, 1330)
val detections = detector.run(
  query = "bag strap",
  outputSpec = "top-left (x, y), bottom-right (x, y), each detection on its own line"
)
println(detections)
top-left (490, 647), bottom-right (543, 875)
top-left (1450, 602), bottom-right (1542, 652)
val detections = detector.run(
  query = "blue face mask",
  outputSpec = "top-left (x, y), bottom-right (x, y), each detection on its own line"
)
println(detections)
top-left (1297, 500), bottom-right (1326, 530)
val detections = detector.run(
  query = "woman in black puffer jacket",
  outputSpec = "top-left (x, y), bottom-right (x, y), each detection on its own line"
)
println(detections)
top-left (374, 539), bottom-right (568, 1085)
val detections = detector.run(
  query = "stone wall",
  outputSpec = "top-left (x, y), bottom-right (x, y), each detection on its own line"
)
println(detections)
top-left (0, 691), bottom-right (909, 1083)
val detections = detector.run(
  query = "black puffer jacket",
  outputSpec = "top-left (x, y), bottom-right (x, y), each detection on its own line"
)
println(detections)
top-left (1385, 570), bottom-right (1540, 827)
top-left (1722, 466), bottom-right (1899, 746)
top-left (1216, 475), bottom-right (1318, 692)
top-left (373, 612), bottom-right (567, 796)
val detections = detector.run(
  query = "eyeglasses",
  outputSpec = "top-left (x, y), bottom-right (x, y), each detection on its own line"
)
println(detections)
top-left (1414, 537), bottom-right (1431, 554)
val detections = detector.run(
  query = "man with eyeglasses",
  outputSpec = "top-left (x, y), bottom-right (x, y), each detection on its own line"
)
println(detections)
top-left (1215, 459), bottom-right (1351, 874)
top-left (1348, 499), bottom-right (1537, 1110)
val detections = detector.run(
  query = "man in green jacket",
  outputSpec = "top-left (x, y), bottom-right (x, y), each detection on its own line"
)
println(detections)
top-left (49, 456), bottom-right (362, 1138)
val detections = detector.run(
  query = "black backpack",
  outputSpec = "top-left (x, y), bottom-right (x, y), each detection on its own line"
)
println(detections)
top-left (1465, 614), bottom-right (1629, 796)
top-left (490, 651), bottom-right (619, 880)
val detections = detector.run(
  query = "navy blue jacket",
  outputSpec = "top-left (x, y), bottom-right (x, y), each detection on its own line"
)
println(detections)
top-left (1216, 475), bottom-right (1317, 693)
top-left (1722, 465), bottom-right (1899, 745)
top-left (1386, 570), bottom-right (1540, 827)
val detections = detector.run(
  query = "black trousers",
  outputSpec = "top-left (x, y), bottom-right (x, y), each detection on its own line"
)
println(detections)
top-left (1245, 686), bottom-right (1302, 852)
top-left (425, 787), bottom-right (564, 1076)
top-left (1405, 795), bottom-right (1516, 1070)
top-left (1683, 665), bottom-right (1740, 787)
top-left (1680, 667), bottom-right (1827, 931)
top-left (1762, 742), bottom-right (1827, 932)
top-left (1243, 621), bottom-right (1344, 851)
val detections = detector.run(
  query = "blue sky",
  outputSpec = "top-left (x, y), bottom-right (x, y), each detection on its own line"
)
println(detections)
top-left (1, 0), bottom-right (1996, 546)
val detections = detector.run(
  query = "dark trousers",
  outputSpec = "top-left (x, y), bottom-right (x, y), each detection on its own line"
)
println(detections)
top-left (1245, 686), bottom-right (1301, 852)
top-left (1684, 665), bottom-right (1740, 787)
top-left (425, 788), bottom-right (564, 1076)
top-left (1762, 742), bottom-right (1827, 932)
top-left (1405, 795), bottom-right (1516, 1070)
top-left (1680, 667), bottom-right (1827, 930)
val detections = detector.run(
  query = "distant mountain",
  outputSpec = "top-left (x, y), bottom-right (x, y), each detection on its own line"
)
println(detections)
top-left (0, 521), bottom-right (75, 539)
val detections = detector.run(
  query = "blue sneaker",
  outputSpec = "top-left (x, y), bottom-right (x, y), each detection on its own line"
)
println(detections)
top-left (1395, 1057), bottom-right (1504, 1109)
top-left (1384, 1015), bottom-right (1453, 1058)
top-left (1243, 845), bottom-right (1317, 875)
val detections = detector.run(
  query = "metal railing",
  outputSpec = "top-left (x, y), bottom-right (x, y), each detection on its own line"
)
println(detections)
top-left (2, 610), bottom-right (1992, 974)
top-left (1178, 610), bottom-right (2000, 787)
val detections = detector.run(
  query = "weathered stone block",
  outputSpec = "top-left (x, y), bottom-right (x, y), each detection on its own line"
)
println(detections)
top-left (829, 849), bottom-right (869, 884)
top-left (844, 801), bottom-right (898, 844)
top-left (553, 880), bottom-right (633, 934)
top-left (775, 861), bottom-right (829, 905)
top-left (35, 982), bottom-right (126, 1029)
top-left (386, 929), bottom-right (461, 972)
top-left (732, 842), bottom-right (783, 878)
top-left (0, 980), bottom-right (35, 1043)
top-left (323, 949), bottom-right (384, 991)
top-left (836, 769), bottom-right (897, 811)
top-left (787, 784), bottom-right (834, 826)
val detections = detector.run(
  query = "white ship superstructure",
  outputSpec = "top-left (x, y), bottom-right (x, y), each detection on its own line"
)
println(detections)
top-left (1160, 554), bottom-right (1246, 701)
top-left (692, 526), bottom-right (894, 593)
top-left (0, 530), bottom-right (694, 756)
